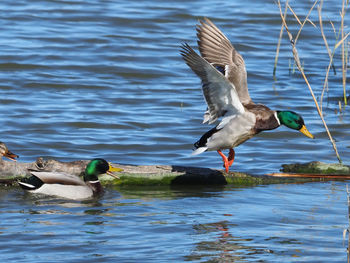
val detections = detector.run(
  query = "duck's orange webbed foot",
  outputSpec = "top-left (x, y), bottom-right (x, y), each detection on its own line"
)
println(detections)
top-left (216, 150), bottom-right (230, 173)
top-left (217, 149), bottom-right (235, 173)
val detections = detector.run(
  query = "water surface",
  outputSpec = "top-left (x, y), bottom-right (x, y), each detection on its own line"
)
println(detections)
top-left (0, 0), bottom-right (349, 262)
top-left (1, 182), bottom-right (349, 262)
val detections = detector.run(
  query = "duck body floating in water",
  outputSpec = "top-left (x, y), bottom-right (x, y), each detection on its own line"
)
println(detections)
top-left (18, 158), bottom-right (123, 200)
top-left (0, 142), bottom-right (19, 161)
top-left (180, 18), bottom-right (314, 172)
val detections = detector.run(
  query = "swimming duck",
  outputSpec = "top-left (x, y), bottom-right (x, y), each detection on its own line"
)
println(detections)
top-left (18, 158), bottom-right (123, 200)
top-left (0, 142), bottom-right (19, 161)
top-left (180, 18), bottom-right (314, 172)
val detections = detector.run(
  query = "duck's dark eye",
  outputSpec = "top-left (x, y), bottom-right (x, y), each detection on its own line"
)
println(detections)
top-left (97, 160), bottom-right (109, 172)
top-left (296, 118), bottom-right (304, 128)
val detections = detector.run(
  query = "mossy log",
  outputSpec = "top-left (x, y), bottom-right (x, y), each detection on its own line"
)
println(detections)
top-left (1, 158), bottom-right (349, 187)
top-left (268, 161), bottom-right (350, 179)
top-left (281, 161), bottom-right (350, 175)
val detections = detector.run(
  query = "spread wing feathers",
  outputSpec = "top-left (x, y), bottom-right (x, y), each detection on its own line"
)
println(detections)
top-left (196, 17), bottom-right (252, 104)
top-left (180, 43), bottom-right (244, 124)
top-left (29, 171), bottom-right (86, 186)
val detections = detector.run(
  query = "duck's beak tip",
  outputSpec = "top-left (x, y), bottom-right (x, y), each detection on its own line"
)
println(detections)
top-left (107, 162), bottom-right (123, 179)
top-left (299, 125), bottom-right (314, 139)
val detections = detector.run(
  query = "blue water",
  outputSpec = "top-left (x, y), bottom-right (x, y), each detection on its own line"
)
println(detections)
top-left (0, 0), bottom-right (349, 262)
top-left (1, 182), bottom-right (348, 262)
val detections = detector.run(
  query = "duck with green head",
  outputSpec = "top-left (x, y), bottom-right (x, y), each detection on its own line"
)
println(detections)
top-left (18, 158), bottom-right (123, 200)
top-left (180, 18), bottom-right (314, 172)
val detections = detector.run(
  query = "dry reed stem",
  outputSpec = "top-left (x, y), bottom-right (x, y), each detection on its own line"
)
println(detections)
top-left (320, 32), bottom-right (350, 112)
top-left (335, 34), bottom-right (350, 50)
top-left (319, 0), bottom-right (335, 113)
top-left (318, 0), bottom-right (336, 77)
top-left (287, 3), bottom-right (302, 26)
top-left (319, 0), bottom-right (350, 113)
top-left (289, 0), bottom-right (318, 45)
top-left (277, 0), bottom-right (342, 163)
top-left (273, 3), bottom-right (288, 77)
top-left (341, 0), bottom-right (348, 105)
top-left (273, 1), bottom-right (317, 76)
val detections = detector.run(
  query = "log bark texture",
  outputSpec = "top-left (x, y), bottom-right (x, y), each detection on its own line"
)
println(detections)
top-left (1, 158), bottom-right (349, 186)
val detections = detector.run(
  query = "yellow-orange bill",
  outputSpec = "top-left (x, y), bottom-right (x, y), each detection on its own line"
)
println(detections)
top-left (299, 125), bottom-right (314, 139)
top-left (107, 163), bottom-right (124, 179)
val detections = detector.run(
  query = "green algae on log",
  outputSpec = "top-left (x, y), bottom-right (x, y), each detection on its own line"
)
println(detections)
top-left (268, 161), bottom-right (350, 178)
top-left (0, 158), bottom-right (267, 186)
top-left (281, 161), bottom-right (350, 174)
top-left (0, 158), bottom-right (349, 186)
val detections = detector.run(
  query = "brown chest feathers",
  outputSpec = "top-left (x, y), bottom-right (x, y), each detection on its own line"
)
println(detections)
top-left (244, 103), bottom-right (280, 133)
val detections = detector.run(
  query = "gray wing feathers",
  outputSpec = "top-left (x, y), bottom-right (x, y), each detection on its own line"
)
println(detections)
top-left (30, 171), bottom-right (86, 186)
top-left (181, 43), bottom-right (244, 124)
top-left (197, 18), bottom-right (252, 104)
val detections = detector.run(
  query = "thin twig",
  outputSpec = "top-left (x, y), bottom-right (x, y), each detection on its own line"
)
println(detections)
top-left (341, 0), bottom-right (348, 105)
top-left (287, 3), bottom-right (302, 26)
top-left (318, 0), bottom-right (335, 75)
top-left (273, 2), bottom-right (289, 77)
top-left (277, 0), bottom-right (342, 163)
top-left (319, 0), bottom-right (334, 114)
top-left (275, 0), bottom-right (318, 75)
top-left (319, 0), bottom-right (350, 112)
top-left (293, 0), bottom-right (319, 45)
top-left (320, 53), bottom-right (332, 114)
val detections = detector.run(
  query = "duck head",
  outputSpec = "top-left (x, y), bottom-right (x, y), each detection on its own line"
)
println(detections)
top-left (276, 111), bottom-right (314, 139)
top-left (84, 158), bottom-right (123, 182)
top-left (0, 142), bottom-right (19, 161)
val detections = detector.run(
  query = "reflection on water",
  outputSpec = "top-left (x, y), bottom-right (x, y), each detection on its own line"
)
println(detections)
top-left (0, 182), bottom-right (347, 262)
top-left (188, 220), bottom-right (261, 262)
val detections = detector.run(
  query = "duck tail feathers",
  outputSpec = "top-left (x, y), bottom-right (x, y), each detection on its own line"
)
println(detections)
top-left (18, 175), bottom-right (43, 190)
top-left (191, 147), bottom-right (207, 156)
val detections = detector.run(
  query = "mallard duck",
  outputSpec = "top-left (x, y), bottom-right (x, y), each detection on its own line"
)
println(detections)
top-left (18, 158), bottom-right (123, 200)
top-left (0, 142), bottom-right (19, 161)
top-left (180, 18), bottom-right (314, 172)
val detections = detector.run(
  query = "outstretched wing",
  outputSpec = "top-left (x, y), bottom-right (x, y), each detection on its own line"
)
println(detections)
top-left (196, 17), bottom-right (252, 105)
top-left (180, 43), bottom-right (244, 124)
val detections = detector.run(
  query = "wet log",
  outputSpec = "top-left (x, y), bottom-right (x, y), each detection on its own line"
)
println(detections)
top-left (1, 158), bottom-right (350, 186)
top-left (268, 173), bottom-right (350, 179)
top-left (0, 158), bottom-right (265, 186)
top-left (0, 158), bottom-right (88, 180)
top-left (281, 161), bottom-right (350, 175)
top-left (268, 161), bottom-right (350, 179)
